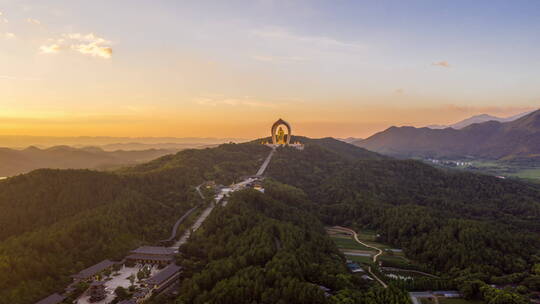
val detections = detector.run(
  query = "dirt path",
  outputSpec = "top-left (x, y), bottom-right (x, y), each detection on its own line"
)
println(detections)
top-left (333, 226), bottom-right (383, 263)
top-left (332, 226), bottom-right (388, 288)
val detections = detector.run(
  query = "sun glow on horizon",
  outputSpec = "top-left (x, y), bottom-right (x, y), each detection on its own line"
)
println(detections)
top-left (1, 1), bottom-right (539, 138)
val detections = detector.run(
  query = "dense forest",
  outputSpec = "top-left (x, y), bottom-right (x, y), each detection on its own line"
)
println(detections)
top-left (172, 182), bottom-right (411, 304)
top-left (0, 144), bottom-right (270, 304)
top-left (266, 139), bottom-right (540, 300)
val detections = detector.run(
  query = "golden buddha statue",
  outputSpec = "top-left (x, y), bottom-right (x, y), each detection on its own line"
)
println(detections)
top-left (277, 127), bottom-right (286, 144)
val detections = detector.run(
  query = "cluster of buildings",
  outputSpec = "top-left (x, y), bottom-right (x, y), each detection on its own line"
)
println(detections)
top-left (36, 246), bottom-right (182, 304)
top-left (426, 158), bottom-right (472, 167)
top-left (238, 177), bottom-right (265, 193)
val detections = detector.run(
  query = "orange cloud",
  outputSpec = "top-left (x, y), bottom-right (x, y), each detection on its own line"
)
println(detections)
top-left (432, 61), bottom-right (450, 68)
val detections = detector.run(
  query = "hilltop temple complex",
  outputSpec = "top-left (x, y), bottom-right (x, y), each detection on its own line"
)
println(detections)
top-left (262, 118), bottom-right (304, 150)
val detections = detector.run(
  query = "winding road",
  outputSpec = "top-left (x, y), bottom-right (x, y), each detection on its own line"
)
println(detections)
top-left (161, 183), bottom-right (207, 244)
top-left (159, 206), bottom-right (198, 243)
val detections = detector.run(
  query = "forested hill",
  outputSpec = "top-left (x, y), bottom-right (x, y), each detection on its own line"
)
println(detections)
top-left (0, 143), bottom-right (271, 304)
top-left (3, 138), bottom-right (540, 303)
top-left (266, 139), bottom-right (540, 281)
top-left (172, 182), bottom-right (411, 304)
top-left (123, 142), bottom-right (271, 184)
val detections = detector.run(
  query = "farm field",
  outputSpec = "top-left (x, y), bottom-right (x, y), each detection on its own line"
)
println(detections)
top-left (327, 226), bottom-right (437, 279)
top-left (345, 254), bottom-right (373, 265)
top-left (379, 255), bottom-right (412, 266)
top-left (508, 168), bottom-right (540, 180)
top-left (355, 230), bottom-right (393, 250)
top-left (330, 235), bottom-right (375, 251)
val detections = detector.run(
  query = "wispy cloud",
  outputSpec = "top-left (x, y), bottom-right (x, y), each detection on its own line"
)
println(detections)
top-left (251, 27), bottom-right (364, 51)
top-left (441, 105), bottom-right (536, 116)
top-left (0, 75), bottom-right (41, 81)
top-left (0, 75), bottom-right (19, 80)
top-left (66, 33), bottom-right (113, 58)
top-left (26, 18), bottom-right (40, 25)
top-left (40, 44), bottom-right (61, 54)
top-left (64, 33), bottom-right (109, 44)
top-left (2, 32), bottom-right (15, 39)
top-left (71, 43), bottom-right (112, 58)
top-left (432, 61), bottom-right (450, 68)
top-left (39, 33), bottom-right (113, 59)
top-left (0, 11), bottom-right (7, 23)
top-left (394, 88), bottom-right (405, 95)
top-left (251, 55), bottom-right (309, 62)
top-left (195, 96), bottom-right (277, 108)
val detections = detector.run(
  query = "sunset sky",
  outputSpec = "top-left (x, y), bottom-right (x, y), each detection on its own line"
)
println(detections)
top-left (1, 0), bottom-right (539, 139)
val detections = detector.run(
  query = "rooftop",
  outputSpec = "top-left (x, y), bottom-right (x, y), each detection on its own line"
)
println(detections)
top-left (90, 280), bottom-right (105, 287)
top-left (71, 260), bottom-right (115, 279)
top-left (35, 293), bottom-right (65, 304)
top-left (126, 253), bottom-right (174, 262)
top-left (130, 246), bottom-right (175, 255)
top-left (146, 264), bottom-right (182, 286)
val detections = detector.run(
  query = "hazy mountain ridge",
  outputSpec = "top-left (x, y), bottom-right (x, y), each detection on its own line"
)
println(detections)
top-left (0, 136), bottom-right (246, 149)
top-left (355, 109), bottom-right (540, 159)
top-left (0, 145), bottom-right (180, 177)
top-left (99, 142), bottom-right (216, 151)
top-left (426, 110), bottom-right (533, 129)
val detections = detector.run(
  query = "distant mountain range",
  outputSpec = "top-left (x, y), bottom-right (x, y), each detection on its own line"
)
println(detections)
top-left (99, 142), bottom-right (216, 151)
top-left (426, 110), bottom-right (533, 129)
top-left (0, 145), bottom-right (181, 177)
top-left (0, 136), bottom-right (246, 149)
top-left (353, 108), bottom-right (540, 159)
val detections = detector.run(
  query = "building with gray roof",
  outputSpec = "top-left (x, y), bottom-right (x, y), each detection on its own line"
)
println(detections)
top-left (71, 260), bottom-right (115, 281)
top-left (127, 246), bottom-right (175, 265)
top-left (145, 264), bottom-right (182, 293)
top-left (35, 293), bottom-right (65, 304)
